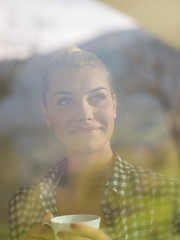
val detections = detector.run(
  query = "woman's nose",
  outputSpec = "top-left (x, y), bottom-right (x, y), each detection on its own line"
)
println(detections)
top-left (74, 101), bottom-right (94, 122)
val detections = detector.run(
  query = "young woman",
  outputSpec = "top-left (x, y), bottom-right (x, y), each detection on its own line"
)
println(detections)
top-left (9, 48), bottom-right (180, 240)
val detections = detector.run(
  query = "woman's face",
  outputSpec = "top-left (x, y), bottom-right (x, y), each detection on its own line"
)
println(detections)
top-left (42, 66), bottom-right (116, 155)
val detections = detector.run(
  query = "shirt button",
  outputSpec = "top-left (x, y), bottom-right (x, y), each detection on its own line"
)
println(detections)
top-left (106, 208), bottom-right (111, 214)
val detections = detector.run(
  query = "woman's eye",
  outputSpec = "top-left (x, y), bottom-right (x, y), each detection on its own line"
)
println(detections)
top-left (57, 97), bottom-right (73, 106)
top-left (90, 93), bottom-right (107, 102)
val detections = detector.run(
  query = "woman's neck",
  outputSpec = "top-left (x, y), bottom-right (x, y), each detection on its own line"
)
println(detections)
top-left (64, 144), bottom-right (114, 190)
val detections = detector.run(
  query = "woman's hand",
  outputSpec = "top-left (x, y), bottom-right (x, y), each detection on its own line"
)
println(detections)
top-left (22, 212), bottom-right (54, 240)
top-left (57, 223), bottom-right (111, 240)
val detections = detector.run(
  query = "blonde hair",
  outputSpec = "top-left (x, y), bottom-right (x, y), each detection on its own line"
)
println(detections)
top-left (42, 47), bottom-right (113, 105)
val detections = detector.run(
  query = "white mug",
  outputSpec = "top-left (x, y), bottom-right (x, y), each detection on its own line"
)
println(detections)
top-left (43, 214), bottom-right (101, 239)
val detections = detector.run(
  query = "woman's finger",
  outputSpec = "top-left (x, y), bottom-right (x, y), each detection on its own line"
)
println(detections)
top-left (60, 223), bottom-right (111, 240)
top-left (22, 213), bottom-right (54, 239)
top-left (57, 231), bottom-right (90, 240)
top-left (43, 212), bottom-right (54, 222)
top-left (26, 224), bottom-right (54, 239)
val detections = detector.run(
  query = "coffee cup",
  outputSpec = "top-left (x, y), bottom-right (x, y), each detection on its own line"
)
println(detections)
top-left (43, 214), bottom-right (101, 239)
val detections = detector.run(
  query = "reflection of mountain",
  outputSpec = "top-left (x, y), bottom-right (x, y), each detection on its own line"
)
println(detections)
top-left (0, 29), bottom-right (180, 146)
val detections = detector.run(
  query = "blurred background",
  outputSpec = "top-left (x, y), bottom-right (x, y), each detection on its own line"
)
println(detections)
top-left (0, 0), bottom-right (180, 239)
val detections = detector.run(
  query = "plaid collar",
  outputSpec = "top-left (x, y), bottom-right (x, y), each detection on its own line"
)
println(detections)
top-left (105, 151), bottom-right (131, 196)
top-left (39, 152), bottom-right (129, 215)
top-left (39, 158), bottom-right (67, 216)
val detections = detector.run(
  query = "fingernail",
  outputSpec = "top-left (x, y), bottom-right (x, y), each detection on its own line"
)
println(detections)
top-left (71, 223), bottom-right (78, 229)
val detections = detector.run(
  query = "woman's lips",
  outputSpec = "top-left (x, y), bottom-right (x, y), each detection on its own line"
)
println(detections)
top-left (70, 126), bottom-right (101, 135)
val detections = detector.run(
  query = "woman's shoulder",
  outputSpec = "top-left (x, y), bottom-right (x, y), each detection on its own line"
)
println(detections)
top-left (9, 182), bottom-right (37, 201)
top-left (127, 160), bottom-right (180, 197)
top-left (8, 182), bottom-right (41, 216)
top-left (115, 152), bottom-right (180, 194)
top-left (9, 158), bottom-right (67, 206)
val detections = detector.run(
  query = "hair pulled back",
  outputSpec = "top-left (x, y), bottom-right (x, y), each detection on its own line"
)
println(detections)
top-left (42, 47), bottom-right (113, 106)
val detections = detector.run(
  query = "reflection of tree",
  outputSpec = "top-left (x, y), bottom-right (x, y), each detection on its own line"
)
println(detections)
top-left (0, 60), bottom-right (27, 102)
top-left (119, 41), bottom-right (180, 164)
top-left (0, 61), bottom-right (16, 101)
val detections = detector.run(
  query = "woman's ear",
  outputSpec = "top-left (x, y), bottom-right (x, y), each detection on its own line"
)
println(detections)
top-left (41, 104), bottom-right (51, 127)
top-left (112, 94), bottom-right (117, 119)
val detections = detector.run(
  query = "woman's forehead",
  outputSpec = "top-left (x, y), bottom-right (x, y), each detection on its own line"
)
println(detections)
top-left (47, 66), bottom-right (111, 93)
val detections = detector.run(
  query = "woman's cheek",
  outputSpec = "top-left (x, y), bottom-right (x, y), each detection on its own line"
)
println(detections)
top-left (100, 103), bottom-right (116, 120)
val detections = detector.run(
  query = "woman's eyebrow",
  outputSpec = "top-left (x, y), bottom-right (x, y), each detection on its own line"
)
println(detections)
top-left (52, 87), bottom-right (107, 96)
top-left (52, 91), bottom-right (72, 96)
top-left (90, 87), bottom-right (108, 93)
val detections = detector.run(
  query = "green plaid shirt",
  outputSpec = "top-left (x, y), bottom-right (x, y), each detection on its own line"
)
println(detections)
top-left (9, 152), bottom-right (180, 240)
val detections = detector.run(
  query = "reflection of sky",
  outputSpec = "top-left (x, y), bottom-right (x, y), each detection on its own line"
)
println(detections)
top-left (0, 0), bottom-right (137, 60)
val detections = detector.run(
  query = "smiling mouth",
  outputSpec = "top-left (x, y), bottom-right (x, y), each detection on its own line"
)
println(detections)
top-left (70, 126), bottom-right (101, 135)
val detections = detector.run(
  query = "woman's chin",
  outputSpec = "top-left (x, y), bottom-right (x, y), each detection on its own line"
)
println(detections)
top-left (66, 139), bottom-right (111, 156)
